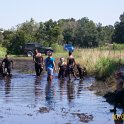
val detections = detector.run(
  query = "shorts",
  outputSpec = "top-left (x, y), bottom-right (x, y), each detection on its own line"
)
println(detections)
top-left (47, 68), bottom-right (53, 76)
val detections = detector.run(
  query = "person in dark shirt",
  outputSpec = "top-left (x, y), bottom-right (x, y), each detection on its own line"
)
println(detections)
top-left (2, 54), bottom-right (13, 76)
top-left (33, 49), bottom-right (44, 76)
top-left (67, 52), bottom-right (77, 80)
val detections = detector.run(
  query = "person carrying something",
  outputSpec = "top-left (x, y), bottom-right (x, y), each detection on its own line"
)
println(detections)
top-left (58, 58), bottom-right (66, 79)
top-left (33, 49), bottom-right (44, 76)
top-left (67, 51), bottom-right (77, 80)
top-left (2, 54), bottom-right (13, 77)
top-left (110, 71), bottom-right (124, 113)
top-left (45, 51), bottom-right (56, 82)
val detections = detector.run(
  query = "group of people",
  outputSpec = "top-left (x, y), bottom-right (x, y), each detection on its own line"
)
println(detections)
top-left (33, 49), bottom-right (87, 81)
top-left (0, 49), bottom-right (86, 81)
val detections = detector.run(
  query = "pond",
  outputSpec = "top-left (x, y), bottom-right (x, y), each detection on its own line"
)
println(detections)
top-left (0, 72), bottom-right (123, 124)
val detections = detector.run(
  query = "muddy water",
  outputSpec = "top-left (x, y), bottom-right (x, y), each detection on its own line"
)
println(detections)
top-left (0, 72), bottom-right (122, 124)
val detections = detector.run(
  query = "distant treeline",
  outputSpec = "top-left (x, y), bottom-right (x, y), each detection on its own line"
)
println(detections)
top-left (0, 12), bottom-right (124, 54)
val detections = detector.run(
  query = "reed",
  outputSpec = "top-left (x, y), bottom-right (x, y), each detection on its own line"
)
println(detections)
top-left (69, 48), bottom-right (123, 77)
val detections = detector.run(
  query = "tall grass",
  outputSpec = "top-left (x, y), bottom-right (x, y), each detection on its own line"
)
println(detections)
top-left (52, 48), bottom-right (123, 77)
top-left (51, 43), bottom-right (65, 53)
top-left (95, 57), bottom-right (118, 80)
top-left (72, 48), bottom-right (123, 78)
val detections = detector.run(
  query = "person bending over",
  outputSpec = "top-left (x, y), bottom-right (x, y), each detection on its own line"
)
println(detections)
top-left (2, 54), bottom-right (13, 76)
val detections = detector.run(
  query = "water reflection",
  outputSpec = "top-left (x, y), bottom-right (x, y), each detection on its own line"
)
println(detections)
top-left (77, 80), bottom-right (84, 97)
top-left (45, 81), bottom-right (55, 110)
top-left (67, 80), bottom-right (75, 104)
top-left (34, 76), bottom-right (42, 103)
top-left (4, 77), bottom-right (11, 95)
top-left (58, 79), bottom-right (66, 100)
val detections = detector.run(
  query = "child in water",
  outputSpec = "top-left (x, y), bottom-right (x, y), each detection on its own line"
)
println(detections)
top-left (45, 51), bottom-right (56, 82)
top-left (58, 58), bottom-right (66, 79)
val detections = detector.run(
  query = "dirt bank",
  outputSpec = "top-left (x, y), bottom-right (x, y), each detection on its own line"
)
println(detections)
top-left (89, 75), bottom-right (116, 96)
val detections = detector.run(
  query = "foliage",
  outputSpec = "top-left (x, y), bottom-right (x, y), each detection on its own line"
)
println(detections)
top-left (112, 12), bottom-right (124, 43)
top-left (0, 45), bottom-right (7, 57)
top-left (51, 43), bottom-right (64, 53)
top-left (113, 43), bottom-right (124, 50)
top-left (95, 57), bottom-right (118, 80)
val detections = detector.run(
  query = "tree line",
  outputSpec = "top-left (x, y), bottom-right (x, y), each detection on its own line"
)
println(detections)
top-left (0, 12), bottom-right (124, 54)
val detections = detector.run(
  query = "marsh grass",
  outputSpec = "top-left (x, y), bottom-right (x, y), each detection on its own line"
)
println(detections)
top-left (71, 48), bottom-right (124, 77)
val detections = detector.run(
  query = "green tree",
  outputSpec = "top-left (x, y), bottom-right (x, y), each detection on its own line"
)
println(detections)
top-left (37, 19), bottom-right (60, 46)
top-left (112, 12), bottom-right (124, 43)
top-left (0, 28), bottom-right (4, 44)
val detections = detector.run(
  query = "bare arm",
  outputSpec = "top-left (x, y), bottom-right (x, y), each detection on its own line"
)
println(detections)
top-left (11, 60), bottom-right (14, 68)
top-left (53, 61), bottom-right (56, 71)
top-left (33, 55), bottom-right (36, 63)
top-left (73, 58), bottom-right (76, 66)
top-left (2, 59), bottom-right (4, 66)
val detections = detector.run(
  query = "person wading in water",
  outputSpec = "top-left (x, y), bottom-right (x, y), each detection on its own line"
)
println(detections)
top-left (67, 51), bottom-right (77, 80)
top-left (45, 51), bottom-right (56, 82)
top-left (2, 54), bottom-right (13, 77)
top-left (33, 49), bottom-right (43, 76)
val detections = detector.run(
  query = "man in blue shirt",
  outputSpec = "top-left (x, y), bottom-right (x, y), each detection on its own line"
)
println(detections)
top-left (45, 51), bottom-right (56, 81)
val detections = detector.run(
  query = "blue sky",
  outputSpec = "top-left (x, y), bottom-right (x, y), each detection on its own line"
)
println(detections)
top-left (0, 0), bottom-right (124, 29)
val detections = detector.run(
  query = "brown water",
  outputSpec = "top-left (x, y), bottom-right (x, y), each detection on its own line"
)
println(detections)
top-left (0, 72), bottom-right (123, 124)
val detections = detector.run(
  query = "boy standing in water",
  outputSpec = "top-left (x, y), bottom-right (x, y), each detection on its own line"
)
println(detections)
top-left (2, 54), bottom-right (13, 76)
top-left (45, 51), bottom-right (56, 81)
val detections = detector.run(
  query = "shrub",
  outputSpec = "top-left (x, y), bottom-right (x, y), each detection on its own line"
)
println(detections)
top-left (0, 45), bottom-right (7, 57)
top-left (51, 43), bottom-right (64, 53)
top-left (95, 57), bottom-right (118, 80)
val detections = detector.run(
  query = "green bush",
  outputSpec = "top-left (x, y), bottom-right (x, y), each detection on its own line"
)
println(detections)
top-left (113, 43), bottom-right (124, 50)
top-left (98, 43), bottom-right (124, 50)
top-left (95, 57), bottom-right (118, 80)
top-left (0, 45), bottom-right (7, 57)
top-left (51, 43), bottom-right (64, 53)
